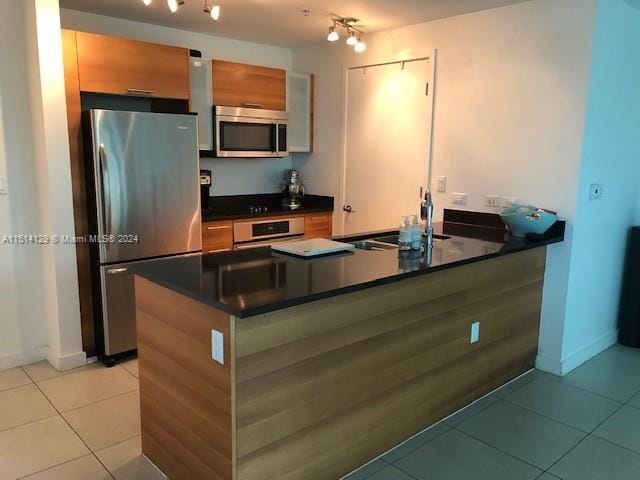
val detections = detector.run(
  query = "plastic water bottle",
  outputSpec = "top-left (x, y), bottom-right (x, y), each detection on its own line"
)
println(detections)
top-left (398, 216), bottom-right (412, 251)
top-left (410, 215), bottom-right (423, 251)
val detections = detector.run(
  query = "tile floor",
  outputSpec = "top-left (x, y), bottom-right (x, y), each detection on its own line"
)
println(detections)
top-left (2, 345), bottom-right (640, 479)
top-left (0, 357), bottom-right (163, 480)
top-left (344, 344), bottom-right (640, 480)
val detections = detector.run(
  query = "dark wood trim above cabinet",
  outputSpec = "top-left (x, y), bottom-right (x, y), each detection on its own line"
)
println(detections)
top-left (212, 60), bottom-right (286, 111)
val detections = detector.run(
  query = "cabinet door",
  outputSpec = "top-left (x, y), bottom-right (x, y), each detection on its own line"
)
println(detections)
top-left (203, 221), bottom-right (233, 253)
top-left (76, 32), bottom-right (190, 99)
top-left (287, 72), bottom-right (314, 152)
top-left (212, 60), bottom-right (286, 111)
top-left (190, 58), bottom-right (213, 150)
top-left (304, 213), bottom-right (333, 239)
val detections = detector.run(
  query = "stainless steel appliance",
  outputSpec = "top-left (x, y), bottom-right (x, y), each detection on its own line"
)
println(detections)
top-left (213, 105), bottom-right (288, 158)
top-left (281, 169), bottom-right (305, 210)
top-left (85, 109), bottom-right (201, 362)
top-left (233, 216), bottom-right (305, 250)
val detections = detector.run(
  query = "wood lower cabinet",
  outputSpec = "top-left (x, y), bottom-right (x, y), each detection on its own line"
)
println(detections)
top-left (135, 247), bottom-right (547, 479)
top-left (212, 60), bottom-right (286, 111)
top-left (75, 31), bottom-right (190, 99)
top-left (304, 212), bottom-right (332, 239)
top-left (202, 221), bottom-right (233, 253)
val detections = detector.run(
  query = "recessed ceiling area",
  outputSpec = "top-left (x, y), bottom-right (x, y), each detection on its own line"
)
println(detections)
top-left (59, 0), bottom-right (531, 47)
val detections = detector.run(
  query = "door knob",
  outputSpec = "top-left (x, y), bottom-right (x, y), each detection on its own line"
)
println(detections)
top-left (343, 204), bottom-right (356, 213)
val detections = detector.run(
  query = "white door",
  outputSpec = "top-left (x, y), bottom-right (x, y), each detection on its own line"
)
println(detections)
top-left (342, 58), bottom-right (434, 235)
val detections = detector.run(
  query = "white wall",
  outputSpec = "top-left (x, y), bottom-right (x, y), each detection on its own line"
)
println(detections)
top-left (60, 9), bottom-right (294, 196)
top-left (293, 0), bottom-right (597, 373)
top-left (558, 0), bottom-right (640, 373)
top-left (0, 0), bottom-right (84, 370)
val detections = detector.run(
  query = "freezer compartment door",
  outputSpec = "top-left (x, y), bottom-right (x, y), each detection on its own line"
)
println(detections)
top-left (99, 264), bottom-right (137, 356)
top-left (90, 110), bottom-right (202, 264)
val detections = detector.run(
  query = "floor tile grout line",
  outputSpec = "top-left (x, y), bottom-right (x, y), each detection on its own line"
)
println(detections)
top-left (499, 397), bottom-right (599, 434)
top-left (34, 364), bottom-right (130, 388)
top-left (93, 432), bottom-right (142, 456)
top-left (15, 452), bottom-right (94, 480)
top-left (534, 370), bottom-right (635, 404)
top-left (449, 425), bottom-right (546, 473)
top-left (541, 395), bottom-right (628, 475)
top-left (29, 376), bottom-right (117, 480)
top-left (57, 387), bottom-right (140, 415)
top-left (382, 424), bottom-right (451, 464)
top-left (0, 382), bottom-right (34, 394)
top-left (589, 432), bottom-right (640, 457)
top-left (0, 412), bottom-right (60, 435)
top-left (20, 363), bottom-right (100, 385)
top-left (378, 463), bottom-right (420, 480)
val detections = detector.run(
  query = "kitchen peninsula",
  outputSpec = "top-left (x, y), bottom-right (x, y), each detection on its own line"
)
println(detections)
top-left (132, 217), bottom-right (564, 480)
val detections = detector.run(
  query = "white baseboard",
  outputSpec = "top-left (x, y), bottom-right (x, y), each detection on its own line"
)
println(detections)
top-left (0, 347), bottom-right (48, 371)
top-left (47, 350), bottom-right (88, 371)
top-left (536, 329), bottom-right (618, 376)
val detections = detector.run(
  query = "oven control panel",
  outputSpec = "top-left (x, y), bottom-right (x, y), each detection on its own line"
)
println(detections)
top-left (253, 221), bottom-right (290, 237)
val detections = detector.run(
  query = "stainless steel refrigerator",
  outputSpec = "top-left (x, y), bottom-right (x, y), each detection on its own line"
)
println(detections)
top-left (85, 109), bottom-right (202, 361)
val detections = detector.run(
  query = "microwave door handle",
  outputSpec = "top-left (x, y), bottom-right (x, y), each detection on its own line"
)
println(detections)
top-left (274, 122), bottom-right (279, 156)
top-left (272, 122), bottom-right (278, 154)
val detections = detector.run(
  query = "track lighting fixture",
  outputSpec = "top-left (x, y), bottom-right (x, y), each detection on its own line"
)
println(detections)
top-left (327, 23), bottom-right (339, 42)
top-left (204, 1), bottom-right (221, 20)
top-left (326, 17), bottom-right (367, 53)
top-left (141, 0), bottom-right (222, 21)
top-left (167, 0), bottom-right (184, 13)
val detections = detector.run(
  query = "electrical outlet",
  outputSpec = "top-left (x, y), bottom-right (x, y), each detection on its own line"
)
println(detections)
top-left (436, 176), bottom-right (447, 193)
top-left (502, 196), bottom-right (518, 208)
top-left (470, 322), bottom-right (480, 344)
top-left (589, 184), bottom-right (603, 201)
top-left (452, 192), bottom-right (467, 205)
top-left (0, 176), bottom-right (7, 195)
top-left (211, 329), bottom-right (224, 364)
top-left (485, 195), bottom-right (501, 208)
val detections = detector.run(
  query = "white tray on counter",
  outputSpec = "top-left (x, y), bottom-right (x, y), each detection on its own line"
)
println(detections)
top-left (271, 238), bottom-right (355, 258)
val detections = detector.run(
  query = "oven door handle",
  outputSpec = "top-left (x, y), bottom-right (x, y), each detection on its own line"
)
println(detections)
top-left (272, 122), bottom-right (278, 154)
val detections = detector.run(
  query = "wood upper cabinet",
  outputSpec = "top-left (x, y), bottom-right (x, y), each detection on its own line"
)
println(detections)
top-left (212, 60), bottom-right (286, 111)
top-left (75, 31), bottom-right (190, 99)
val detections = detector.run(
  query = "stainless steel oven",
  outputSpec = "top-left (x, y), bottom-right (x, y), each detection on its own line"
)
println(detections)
top-left (214, 105), bottom-right (288, 158)
top-left (233, 216), bottom-right (304, 250)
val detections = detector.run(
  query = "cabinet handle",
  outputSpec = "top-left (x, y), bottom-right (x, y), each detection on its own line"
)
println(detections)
top-left (243, 102), bottom-right (263, 108)
top-left (207, 248), bottom-right (228, 254)
top-left (127, 88), bottom-right (156, 96)
top-left (206, 225), bottom-right (231, 231)
top-left (107, 267), bottom-right (128, 275)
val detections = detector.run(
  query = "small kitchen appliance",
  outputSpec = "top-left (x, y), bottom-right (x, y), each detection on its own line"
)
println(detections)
top-left (200, 169), bottom-right (212, 211)
top-left (281, 169), bottom-right (305, 210)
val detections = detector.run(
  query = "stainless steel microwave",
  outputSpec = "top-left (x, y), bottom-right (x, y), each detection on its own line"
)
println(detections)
top-left (213, 105), bottom-right (288, 158)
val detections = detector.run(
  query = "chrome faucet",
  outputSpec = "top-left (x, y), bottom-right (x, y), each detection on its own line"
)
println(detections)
top-left (420, 190), bottom-right (434, 248)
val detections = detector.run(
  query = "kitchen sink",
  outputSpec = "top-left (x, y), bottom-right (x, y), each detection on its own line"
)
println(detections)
top-left (350, 240), bottom-right (399, 251)
top-left (350, 233), bottom-right (451, 251)
top-left (371, 233), bottom-right (451, 245)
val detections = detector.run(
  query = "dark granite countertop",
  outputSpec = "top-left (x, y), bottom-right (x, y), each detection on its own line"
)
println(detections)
top-left (202, 194), bottom-right (334, 222)
top-left (131, 219), bottom-right (565, 318)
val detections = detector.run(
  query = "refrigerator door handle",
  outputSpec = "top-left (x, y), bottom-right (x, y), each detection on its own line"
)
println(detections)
top-left (98, 144), bottom-right (112, 238)
top-left (106, 267), bottom-right (128, 275)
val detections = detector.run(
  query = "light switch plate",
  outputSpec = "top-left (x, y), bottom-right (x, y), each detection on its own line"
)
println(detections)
top-left (470, 322), bottom-right (480, 344)
top-left (589, 183), bottom-right (602, 201)
top-left (211, 329), bottom-right (224, 364)
top-left (0, 176), bottom-right (7, 195)
top-left (452, 192), bottom-right (467, 205)
top-left (436, 176), bottom-right (447, 193)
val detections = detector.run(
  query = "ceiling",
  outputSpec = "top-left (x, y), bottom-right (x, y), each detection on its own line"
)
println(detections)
top-left (59, 0), bottom-right (531, 47)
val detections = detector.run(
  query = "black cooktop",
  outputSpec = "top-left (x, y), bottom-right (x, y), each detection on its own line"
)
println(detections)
top-left (202, 193), bottom-right (334, 221)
